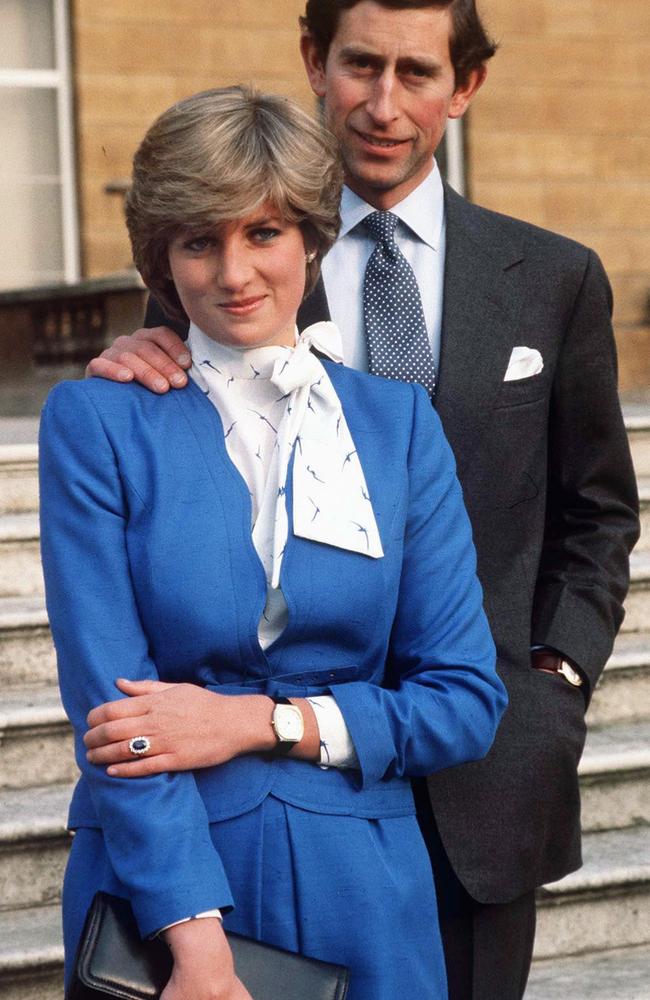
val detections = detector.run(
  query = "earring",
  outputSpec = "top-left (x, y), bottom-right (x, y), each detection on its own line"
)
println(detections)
top-left (305, 251), bottom-right (317, 263)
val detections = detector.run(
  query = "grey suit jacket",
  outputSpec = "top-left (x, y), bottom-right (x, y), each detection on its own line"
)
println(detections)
top-left (144, 184), bottom-right (639, 902)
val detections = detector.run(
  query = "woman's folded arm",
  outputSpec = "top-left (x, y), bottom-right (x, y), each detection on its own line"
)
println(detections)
top-left (39, 381), bottom-right (234, 937)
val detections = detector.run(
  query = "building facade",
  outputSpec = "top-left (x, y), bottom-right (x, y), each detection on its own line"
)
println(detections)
top-left (1, 0), bottom-right (648, 388)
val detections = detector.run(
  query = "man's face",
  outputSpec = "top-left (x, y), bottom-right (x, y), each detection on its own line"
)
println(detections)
top-left (301, 0), bottom-right (484, 209)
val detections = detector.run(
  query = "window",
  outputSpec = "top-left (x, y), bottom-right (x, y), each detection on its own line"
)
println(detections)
top-left (439, 119), bottom-right (466, 195)
top-left (0, 0), bottom-right (79, 290)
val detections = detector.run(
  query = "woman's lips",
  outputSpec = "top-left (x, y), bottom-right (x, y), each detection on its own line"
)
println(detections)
top-left (218, 296), bottom-right (266, 316)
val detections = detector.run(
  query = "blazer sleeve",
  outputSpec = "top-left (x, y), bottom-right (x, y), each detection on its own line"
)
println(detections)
top-left (39, 382), bottom-right (234, 938)
top-left (332, 385), bottom-right (508, 788)
top-left (530, 250), bottom-right (640, 695)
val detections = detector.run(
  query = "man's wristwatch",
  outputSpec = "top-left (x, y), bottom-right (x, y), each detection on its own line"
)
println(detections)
top-left (270, 697), bottom-right (304, 755)
top-left (531, 650), bottom-right (584, 688)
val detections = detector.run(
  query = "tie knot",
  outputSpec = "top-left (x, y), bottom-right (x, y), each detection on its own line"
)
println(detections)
top-left (363, 210), bottom-right (398, 244)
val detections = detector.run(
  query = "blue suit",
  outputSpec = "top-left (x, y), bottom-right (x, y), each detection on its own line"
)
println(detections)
top-left (39, 361), bottom-right (506, 999)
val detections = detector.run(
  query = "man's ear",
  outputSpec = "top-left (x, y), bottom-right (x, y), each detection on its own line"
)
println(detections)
top-left (448, 65), bottom-right (487, 120)
top-left (300, 28), bottom-right (328, 98)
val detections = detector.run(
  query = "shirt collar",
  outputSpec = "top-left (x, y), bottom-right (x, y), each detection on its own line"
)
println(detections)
top-left (338, 159), bottom-right (445, 252)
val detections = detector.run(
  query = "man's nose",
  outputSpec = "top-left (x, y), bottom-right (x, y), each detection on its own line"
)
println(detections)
top-left (365, 71), bottom-right (399, 126)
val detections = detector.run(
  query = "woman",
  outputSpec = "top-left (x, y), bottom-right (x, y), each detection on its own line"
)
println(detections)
top-left (39, 86), bottom-right (506, 1000)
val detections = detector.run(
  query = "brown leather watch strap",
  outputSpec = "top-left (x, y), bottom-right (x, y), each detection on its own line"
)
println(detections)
top-left (531, 650), bottom-right (584, 688)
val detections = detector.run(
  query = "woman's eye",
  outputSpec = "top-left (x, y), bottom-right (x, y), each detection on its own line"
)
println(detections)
top-left (184, 236), bottom-right (213, 252)
top-left (251, 227), bottom-right (281, 243)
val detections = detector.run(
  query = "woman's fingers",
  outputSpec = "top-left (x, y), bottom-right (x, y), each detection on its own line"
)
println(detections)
top-left (106, 753), bottom-right (178, 778)
top-left (87, 693), bottom-right (151, 728)
top-left (84, 714), bottom-right (149, 749)
top-left (116, 678), bottom-right (175, 694)
top-left (87, 736), bottom-right (156, 765)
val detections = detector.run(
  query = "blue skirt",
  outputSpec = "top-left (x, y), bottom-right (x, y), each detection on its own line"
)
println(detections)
top-left (63, 795), bottom-right (447, 1000)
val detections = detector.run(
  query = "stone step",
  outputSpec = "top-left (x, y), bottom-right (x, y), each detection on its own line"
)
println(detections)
top-left (0, 596), bottom-right (55, 688)
top-left (627, 409), bottom-right (650, 478)
top-left (579, 720), bottom-right (650, 832)
top-left (590, 631), bottom-right (650, 726)
top-left (1, 588), bottom-right (648, 717)
top-left (527, 942), bottom-right (650, 1000)
top-left (0, 685), bottom-right (76, 790)
top-left (0, 904), bottom-right (63, 1000)
top-left (0, 784), bottom-right (71, 912)
top-left (535, 825), bottom-right (650, 959)
top-left (638, 476), bottom-right (650, 552)
top-left (0, 513), bottom-right (43, 598)
top-left (0, 445), bottom-right (38, 516)
top-left (622, 551), bottom-right (650, 633)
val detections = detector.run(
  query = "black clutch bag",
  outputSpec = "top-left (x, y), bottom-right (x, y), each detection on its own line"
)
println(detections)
top-left (67, 892), bottom-right (349, 1000)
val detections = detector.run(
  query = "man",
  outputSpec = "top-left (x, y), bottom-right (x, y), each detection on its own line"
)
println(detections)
top-left (87, 2), bottom-right (639, 997)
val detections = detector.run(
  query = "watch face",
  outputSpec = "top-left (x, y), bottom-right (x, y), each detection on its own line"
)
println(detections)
top-left (273, 704), bottom-right (304, 743)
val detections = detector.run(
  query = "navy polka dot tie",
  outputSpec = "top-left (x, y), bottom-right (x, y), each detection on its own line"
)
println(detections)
top-left (362, 211), bottom-right (436, 398)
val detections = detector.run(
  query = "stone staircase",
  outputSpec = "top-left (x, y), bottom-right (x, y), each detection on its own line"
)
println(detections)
top-left (0, 415), bottom-right (649, 1000)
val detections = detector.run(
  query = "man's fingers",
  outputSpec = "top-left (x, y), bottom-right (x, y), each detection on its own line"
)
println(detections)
top-left (85, 327), bottom-right (191, 390)
top-left (132, 326), bottom-right (192, 367)
top-left (115, 340), bottom-right (189, 386)
top-left (85, 357), bottom-right (135, 382)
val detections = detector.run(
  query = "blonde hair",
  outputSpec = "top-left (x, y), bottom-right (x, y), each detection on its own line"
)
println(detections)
top-left (126, 86), bottom-right (342, 321)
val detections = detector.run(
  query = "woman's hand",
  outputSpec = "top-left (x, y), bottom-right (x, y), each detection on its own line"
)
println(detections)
top-left (84, 680), bottom-right (321, 777)
top-left (161, 918), bottom-right (253, 1000)
top-left (84, 680), bottom-right (277, 777)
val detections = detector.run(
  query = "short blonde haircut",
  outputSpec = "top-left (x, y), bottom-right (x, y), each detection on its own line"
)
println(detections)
top-left (125, 86), bottom-right (342, 322)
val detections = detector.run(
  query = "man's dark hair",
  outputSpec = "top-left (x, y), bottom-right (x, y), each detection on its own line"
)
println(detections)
top-left (300, 0), bottom-right (497, 86)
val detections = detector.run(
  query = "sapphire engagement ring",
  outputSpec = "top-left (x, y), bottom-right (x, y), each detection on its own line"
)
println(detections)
top-left (128, 736), bottom-right (151, 756)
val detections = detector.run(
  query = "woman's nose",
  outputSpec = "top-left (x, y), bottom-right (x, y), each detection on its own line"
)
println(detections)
top-left (217, 240), bottom-right (252, 291)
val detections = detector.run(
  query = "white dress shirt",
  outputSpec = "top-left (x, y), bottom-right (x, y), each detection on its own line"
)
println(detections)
top-left (321, 159), bottom-right (446, 373)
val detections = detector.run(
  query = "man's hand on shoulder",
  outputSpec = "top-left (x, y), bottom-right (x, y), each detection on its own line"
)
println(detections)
top-left (85, 326), bottom-right (192, 394)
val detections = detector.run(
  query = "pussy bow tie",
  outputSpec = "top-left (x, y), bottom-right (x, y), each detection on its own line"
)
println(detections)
top-left (254, 322), bottom-right (384, 587)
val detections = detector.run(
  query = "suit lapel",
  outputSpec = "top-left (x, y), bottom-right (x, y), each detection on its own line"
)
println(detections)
top-left (298, 276), bottom-right (331, 331)
top-left (435, 185), bottom-right (526, 476)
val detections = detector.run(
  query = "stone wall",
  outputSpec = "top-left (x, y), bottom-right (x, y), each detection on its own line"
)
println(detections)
top-left (70, 0), bottom-right (649, 389)
top-left (469, 0), bottom-right (650, 389)
top-left (71, 0), bottom-right (312, 278)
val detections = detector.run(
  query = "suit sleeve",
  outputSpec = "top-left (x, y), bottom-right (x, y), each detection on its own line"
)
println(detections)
top-left (39, 382), bottom-right (233, 937)
top-left (332, 385), bottom-right (508, 788)
top-left (531, 250), bottom-right (639, 696)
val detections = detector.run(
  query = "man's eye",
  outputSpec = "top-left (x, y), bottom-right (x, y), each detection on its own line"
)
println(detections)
top-left (404, 66), bottom-right (431, 80)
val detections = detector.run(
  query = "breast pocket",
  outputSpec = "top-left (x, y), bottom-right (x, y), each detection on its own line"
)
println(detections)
top-left (494, 374), bottom-right (548, 409)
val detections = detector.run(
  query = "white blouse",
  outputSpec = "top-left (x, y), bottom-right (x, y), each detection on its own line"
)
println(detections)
top-left (187, 322), bottom-right (359, 770)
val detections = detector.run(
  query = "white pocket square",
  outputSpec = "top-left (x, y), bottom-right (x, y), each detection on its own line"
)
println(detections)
top-left (504, 347), bottom-right (544, 382)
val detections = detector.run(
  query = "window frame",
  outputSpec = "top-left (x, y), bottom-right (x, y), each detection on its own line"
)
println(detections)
top-left (0, 0), bottom-right (80, 287)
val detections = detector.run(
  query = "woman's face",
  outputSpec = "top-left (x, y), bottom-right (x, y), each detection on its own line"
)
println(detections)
top-left (167, 203), bottom-right (308, 350)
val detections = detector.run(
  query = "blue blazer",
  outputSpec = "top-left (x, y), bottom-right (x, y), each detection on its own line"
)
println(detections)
top-left (39, 361), bottom-right (506, 938)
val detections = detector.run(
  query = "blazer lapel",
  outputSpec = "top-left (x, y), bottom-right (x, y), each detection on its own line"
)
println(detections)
top-left (435, 185), bottom-right (526, 477)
